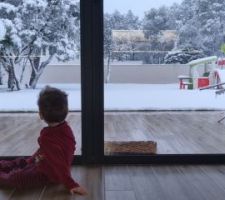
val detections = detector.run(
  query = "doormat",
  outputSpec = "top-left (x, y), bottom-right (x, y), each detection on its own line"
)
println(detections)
top-left (104, 141), bottom-right (157, 155)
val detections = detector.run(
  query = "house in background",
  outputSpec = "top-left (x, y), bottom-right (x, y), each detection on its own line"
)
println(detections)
top-left (111, 29), bottom-right (177, 63)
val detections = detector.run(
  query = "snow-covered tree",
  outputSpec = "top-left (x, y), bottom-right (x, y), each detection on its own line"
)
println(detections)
top-left (0, 64), bottom-right (2, 85)
top-left (19, 0), bottom-right (80, 88)
top-left (0, 13), bottom-right (7, 88)
top-left (124, 10), bottom-right (140, 30)
top-left (175, 19), bottom-right (203, 50)
top-left (196, 0), bottom-right (225, 55)
top-left (104, 10), bottom-right (140, 82)
top-left (143, 6), bottom-right (172, 38)
top-left (0, 2), bottom-right (21, 90)
top-left (104, 10), bottom-right (140, 61)
top-left (142, 6), bottom-right (177, 64)
top-left (174, 0), bottom-right (225, 56)
top-left (0, 0), bottom-right (80, 90)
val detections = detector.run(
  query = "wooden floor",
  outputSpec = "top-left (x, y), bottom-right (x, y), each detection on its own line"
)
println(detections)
top-left (104, 165), bottom-right (225, 200)
top-left (0, 111), bottom-right (225, 155)
top-left (1, 165), bottom-right (225, 199)
top-left (0, 166), bottom-right (103, 200)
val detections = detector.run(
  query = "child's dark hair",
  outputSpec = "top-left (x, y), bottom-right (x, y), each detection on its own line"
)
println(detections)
top-left (38, 86), bottom-right (68, 123)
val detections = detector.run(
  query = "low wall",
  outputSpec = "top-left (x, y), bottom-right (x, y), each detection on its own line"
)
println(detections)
top-left (106, 64), bottom-right (191, 84)
top-left (38, 64), bottom-right (193, 84)
top-left (39, 65), bottom-right (81, 83)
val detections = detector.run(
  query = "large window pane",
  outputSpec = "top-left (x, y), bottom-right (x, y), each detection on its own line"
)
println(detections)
top-left (104, 0), bottom-right (225, 155)
top-left (0, 0), bottom-right (81, 156)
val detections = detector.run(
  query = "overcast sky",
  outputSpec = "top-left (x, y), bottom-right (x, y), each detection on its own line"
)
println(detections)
top-left (104, 0), bottom-right (183, 19)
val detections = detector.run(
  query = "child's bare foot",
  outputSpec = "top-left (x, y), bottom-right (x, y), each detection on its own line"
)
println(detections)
top-left (70, 186), bottom-right (88, 195)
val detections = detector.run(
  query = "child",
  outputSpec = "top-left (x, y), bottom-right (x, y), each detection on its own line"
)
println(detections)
top-left (0, 86), bottom-right (87, 195)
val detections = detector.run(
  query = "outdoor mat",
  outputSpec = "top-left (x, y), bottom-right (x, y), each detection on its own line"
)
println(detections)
top-left (104, 141), bottom-right (157, 155)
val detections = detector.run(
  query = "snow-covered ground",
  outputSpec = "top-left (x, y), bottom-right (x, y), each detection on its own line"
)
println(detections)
top-left (0, 83), bottom-right (225, 111)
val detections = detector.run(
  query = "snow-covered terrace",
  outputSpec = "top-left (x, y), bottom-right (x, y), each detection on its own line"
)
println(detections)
top-left (0, 83), bottom-right (225, 111)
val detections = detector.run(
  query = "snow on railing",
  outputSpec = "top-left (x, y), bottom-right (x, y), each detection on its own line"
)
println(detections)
top-left (188, 56), bottom-right (217, 67)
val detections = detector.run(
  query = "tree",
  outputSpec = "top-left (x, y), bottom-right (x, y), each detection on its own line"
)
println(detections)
top-left (0, 16), bottom-right (7, 85)
top-left (104, 10), bottom-right (140, 82)
top-left (0, 2), bottom-right (21, 90)
top-left (196, 0), bottom-right (225, 56)
top-left (142, 6), bottom-right (177, 64)
top-left (175, 19), bottom-right (203, 51)
top-left (143, 6), bottom-right (171, 38)
top-left (104, 13), bottom-right (114, 82)
top-left (0, 0), bottom-right (80, 90)
top-left (124, 10), bottom-right (140, 30)
top-left (0, 64), bottom-right (2, 85)
top-left (19, 0), bottom-right (80, 88)
top-left (174, 0), bottom-right (225, 56)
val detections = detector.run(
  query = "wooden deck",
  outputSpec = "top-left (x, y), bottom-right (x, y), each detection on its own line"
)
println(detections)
top-left (0, 111), bottom-right (225, 155)
top-left (104, 111), bottom-right (225, 154)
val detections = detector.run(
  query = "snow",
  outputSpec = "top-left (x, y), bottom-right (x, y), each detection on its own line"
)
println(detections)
top-left (0, 20), bottom-right (6, 40)
top-left (188, 56), bottom-right (217, 66)
top-left (0, 83), bottom-right (225, 111)
top-left (215, 69), bottom-right (225, 83)
top-left (0, 3), bottom-right (17, 13)
top-left (23, 0), bottom-right (47, 9)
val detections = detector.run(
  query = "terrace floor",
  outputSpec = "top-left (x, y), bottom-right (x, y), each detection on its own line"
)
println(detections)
top-left (1, 111), bottom-right (225, 155)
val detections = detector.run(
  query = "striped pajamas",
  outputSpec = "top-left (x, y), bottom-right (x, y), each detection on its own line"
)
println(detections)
top-left (0, 121), bottom-right (79, 191)
top-left (0, 158), bottom-right (49, 189)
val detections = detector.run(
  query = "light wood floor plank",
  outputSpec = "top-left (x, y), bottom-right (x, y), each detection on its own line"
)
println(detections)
top-left (105, 191), bottom-right (136, 200)
top-left (11, 187), bottom-right (45, 200)
top-left (105, 166), bottom-right (133, 191)
top-left (105, 165), bottom-right (225, 200)
top-left (0, 165), bottom-right (225, 199)
top-left (41, 166), bottom-right (104, 200)
top-left (0, 188), bottom-right (15, 200)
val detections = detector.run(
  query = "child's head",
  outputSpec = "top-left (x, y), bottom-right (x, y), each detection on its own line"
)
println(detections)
top-left (38, 86), bottom-right (68, 123)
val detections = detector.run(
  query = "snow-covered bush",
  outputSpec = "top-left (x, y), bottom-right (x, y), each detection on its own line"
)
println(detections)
top-left (164, 48), bottom-right (205, 64)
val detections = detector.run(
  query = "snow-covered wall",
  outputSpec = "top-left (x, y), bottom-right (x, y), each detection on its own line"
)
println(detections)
top-left (1, 63), bottom-right (207, 85)
top-left (37, 64), bottom-right (195, 84)
top-left (106, 64), bottom-right (191, 84)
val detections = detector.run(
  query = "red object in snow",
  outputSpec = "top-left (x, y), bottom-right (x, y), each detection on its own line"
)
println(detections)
top-left (217, 59), bottom-right (225, 67)
top-left (198, 77), bottom-right (209, 88)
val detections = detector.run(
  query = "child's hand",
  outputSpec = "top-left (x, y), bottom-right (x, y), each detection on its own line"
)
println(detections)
top-left (70, 186), bottom-right (88, 195)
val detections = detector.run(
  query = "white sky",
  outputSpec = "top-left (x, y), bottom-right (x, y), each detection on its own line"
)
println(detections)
top-left (104, 0), bottom-right (183, 19)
